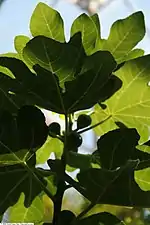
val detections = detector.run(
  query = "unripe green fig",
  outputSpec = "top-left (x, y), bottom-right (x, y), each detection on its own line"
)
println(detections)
top-left (48, 122), bottom-right (60, 137)
top-left (66, 131), bottom-right (82, 150)
top-left (77, 114), bottom-right (92, 129)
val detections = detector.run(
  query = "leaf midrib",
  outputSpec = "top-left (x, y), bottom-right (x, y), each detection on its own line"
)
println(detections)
top-left (67, 64), bottom-right (102, 112)
top-left (42, 41), bottom-right (65, 113)
top-left (110, 24), bottom-right (135, 55)
top-left (40, 6), bottom-right (54, 39)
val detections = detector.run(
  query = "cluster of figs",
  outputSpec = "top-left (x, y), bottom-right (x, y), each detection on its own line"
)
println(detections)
top-left (48, 114), bottom-right (92, 151)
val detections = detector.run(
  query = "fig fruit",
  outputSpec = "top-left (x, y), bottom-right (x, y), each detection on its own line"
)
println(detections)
top-left (77, 114), bottom-right (92, 129)
top-left (48, 122), bottom-right (61, 137)
top-left (66, 131), bottom-right (82, 150)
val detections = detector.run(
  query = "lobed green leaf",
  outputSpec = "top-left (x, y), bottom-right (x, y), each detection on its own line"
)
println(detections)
top-left (92, 54), bottom-right (150, 143)
top-left (30, 2), bottom-right (65, 42)
top-left (97, 12), bottom-right (145, 63)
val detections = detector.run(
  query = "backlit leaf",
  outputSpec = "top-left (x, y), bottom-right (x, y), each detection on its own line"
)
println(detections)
top-left (14, 35), bottom-right (30, 59)
top-left (97, 12), bottom-right (145, 63)
top-left (36, 137), bottom-right (63, 164)
top-left (92, 55), bottom-right (150, 143)
top-left (71, 13), bottom-right (98, 55)
top-left (30, 2), bottom-right (65, 42)
top-left (125, 48), bottom-right (144, 61)
top-left (135, 168), bottom-right (150, 191)
top-left (7, 194), bottom-right (44, 223)
top-left (90, 14), bottom-right (101, 38)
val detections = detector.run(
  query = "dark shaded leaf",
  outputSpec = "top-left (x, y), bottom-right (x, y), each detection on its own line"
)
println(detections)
top-left (0, 72), bottom-right (20, 112)
top-left (64, 73), bottom-right (121, 113)
top-left (17, 105), bottom-right (48, 149)
top-left (0, 54), bottom-right (121, 114)
top-left (0, 57), bottom-right (64, 113)
top-left (0, 165), bottom-right (54, 215)
top-left (0, 105), bottom-right (48, 156)
top-left (23, 35), bottom-right (84, 87)
top-left (63, 51), bottom-right (121, 113)
top-left (68, 32), bottom-right (86, 77)
top-left (67, 151), bottom-right (99, 171)
top-left (77, 160), bottom-right (150, 207)
top-left (75, 212), bottom-right (124, 225)
top-left (95, 128), bottom-right (150, 170)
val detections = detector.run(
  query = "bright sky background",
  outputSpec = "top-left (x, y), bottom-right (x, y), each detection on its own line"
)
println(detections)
top-left (0, 0), bottom-right (149, 53)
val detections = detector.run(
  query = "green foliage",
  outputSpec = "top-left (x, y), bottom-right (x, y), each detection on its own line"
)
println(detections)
top-left (75, 212), bottom-right (125, 225)
top-left (8, 194), bottom-right (44, 223)
top-left (30, 2), bottom-right (65, 42)
top-left (92, 54), bottom-right (150, 143)
top-left (71, 13), bottom-right (99, 55)
top-left (14, 35), bottom-right (30, 60)
top-left (95, 128), bottom-right (150, 170)
top-left (36, 137), bottom-right (63, 164)
top-left (0, 2), bottom-right (150, 225)
top-left (97, 11), bottom-right (145, 63)
top-left (23, 36), bottom-right (82, 86)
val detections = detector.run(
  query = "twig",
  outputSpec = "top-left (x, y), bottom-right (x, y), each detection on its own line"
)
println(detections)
top-left (78, 115), bottom-right (112, 134)
top-left (64, 173), bottom-right (87, 198)
top-left (76, 202), bottom-right (95, 220)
